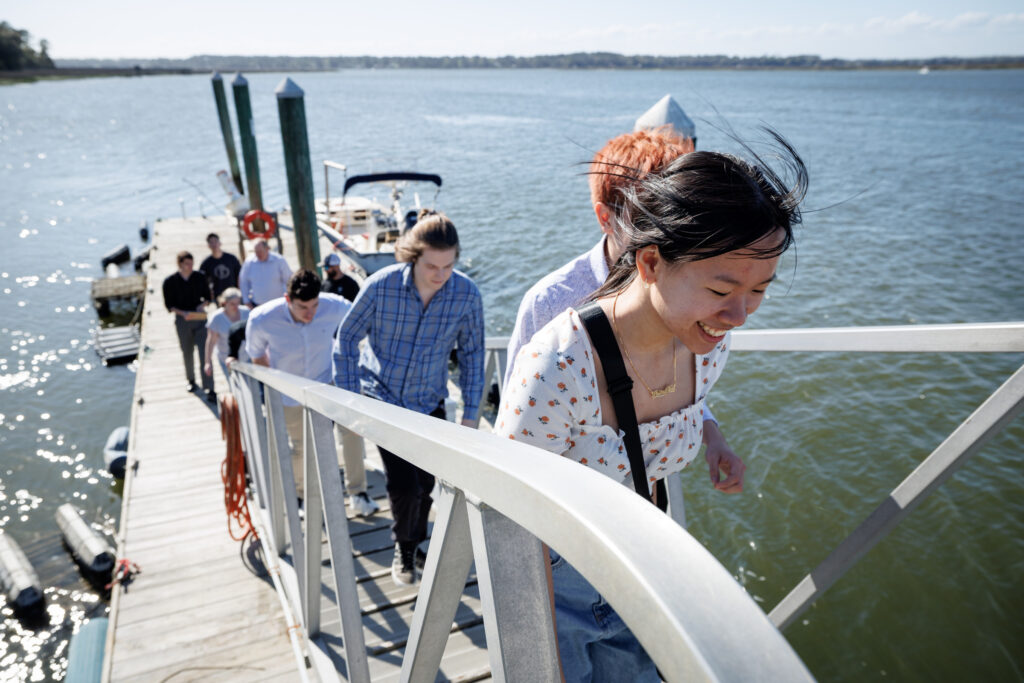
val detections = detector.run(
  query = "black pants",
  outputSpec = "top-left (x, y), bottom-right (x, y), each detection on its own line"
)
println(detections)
top-left (174, 316), bottom-right (214, 392)
top-left (378, 403), bottom-right (446, 546)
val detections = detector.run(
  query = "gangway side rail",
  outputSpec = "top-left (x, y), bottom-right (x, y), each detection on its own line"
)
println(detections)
top-left (231, 361), bottom-right (813, 682)
top-left (769, 362), bottom-right (1024, 629)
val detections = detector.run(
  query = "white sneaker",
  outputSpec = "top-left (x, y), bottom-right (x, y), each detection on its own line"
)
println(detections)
top-left (349, 491), bottom-right (379, 517)
top-left (391, 543), bottom-right (418, 586)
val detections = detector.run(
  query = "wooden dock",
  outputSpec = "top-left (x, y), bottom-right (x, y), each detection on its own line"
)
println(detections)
top-left (105, 215), bottom-right (489, 681)
top-left (105, 216), bottom-right (299, 681)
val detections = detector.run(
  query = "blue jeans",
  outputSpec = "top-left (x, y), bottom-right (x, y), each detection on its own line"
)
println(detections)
top-left (549, 549), bottom-right (660, 683)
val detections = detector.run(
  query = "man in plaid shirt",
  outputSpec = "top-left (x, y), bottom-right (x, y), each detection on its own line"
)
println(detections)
top-left (333, 210), bottom-right (484, 586)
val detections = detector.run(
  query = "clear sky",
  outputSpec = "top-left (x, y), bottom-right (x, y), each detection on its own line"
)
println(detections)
top-left (5, 1), bottom-right (1023, 60)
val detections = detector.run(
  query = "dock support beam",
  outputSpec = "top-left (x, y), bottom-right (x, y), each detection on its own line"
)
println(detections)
top-left (231, 73), bottom-right (266, 234)
top-left (276, 78), bottom-right (321, 272)
top-left (211, 72), bottom-right (243, 195)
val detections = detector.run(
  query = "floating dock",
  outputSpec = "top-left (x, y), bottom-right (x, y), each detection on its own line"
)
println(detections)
top-left (94, 325), bottom-right (141, 365)
top-left (90, 274), bottom-right (146, 317)
top-left (104, 215), bottom-right (489, 681)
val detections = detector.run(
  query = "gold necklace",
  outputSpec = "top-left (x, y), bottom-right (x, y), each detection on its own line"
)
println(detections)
top-left (611, 292), bottom-right (677, 399)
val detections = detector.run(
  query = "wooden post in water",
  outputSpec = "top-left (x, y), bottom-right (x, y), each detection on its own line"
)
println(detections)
top-left (210, 72), bottom-right (243, 195)
top-left (275, 78), bottom-right (321, 272)
top-left (231, 73), bottom-right (265, 234)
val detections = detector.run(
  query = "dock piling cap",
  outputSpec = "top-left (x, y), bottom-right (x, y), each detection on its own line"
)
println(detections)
top-left (275, 77), bottom-right (304, 99)
top-left (634, 94), bottom-right (696, 140)
top-left (231, 73), bottom-right (247, 87)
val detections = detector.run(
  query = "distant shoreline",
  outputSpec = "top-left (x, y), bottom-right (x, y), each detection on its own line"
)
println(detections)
top-left (4, 53), bottom-right (1023, 84)
top-left (0, 66), bottom-right (192, 84)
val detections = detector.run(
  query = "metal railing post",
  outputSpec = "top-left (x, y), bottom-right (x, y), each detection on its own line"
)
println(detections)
top-left (306, 408), bottom-right (370, 683)
top-left (770, 362), bottom-right (1024, 630)
top-left (232, 373), bottom-right (270, 514)
top-left (400, 484), bottom-right (476, 683)
top-left (665, 472), bottom-right (687, 529)
top-left (263, 386), bottom-right (288, 553)
top-left (302, 407), bottom-right (324, 636)
top-left (466, 498), bottom-right (560, 682)
top-left (265, 387), bottom-right (307, 592)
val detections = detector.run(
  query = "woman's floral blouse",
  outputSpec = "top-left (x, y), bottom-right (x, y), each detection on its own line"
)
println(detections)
top-left (496, 309), bottom-right (730, 487)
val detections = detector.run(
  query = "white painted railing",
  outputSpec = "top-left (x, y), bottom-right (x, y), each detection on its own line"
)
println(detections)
top-left (229, 320), bottom-right (1023, 681)
top-left (484, 321), bottom-right (1024, 632)
top-left (228, 362), bottom-right (812, 682)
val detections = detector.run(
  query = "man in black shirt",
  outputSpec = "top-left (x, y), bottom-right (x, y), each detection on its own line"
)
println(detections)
top-left (199, 233), bottom-right (242, 300)
top-left (321, 253), bottom-right (360, 302)
top-left (162, 250), bottom-right (215, 401)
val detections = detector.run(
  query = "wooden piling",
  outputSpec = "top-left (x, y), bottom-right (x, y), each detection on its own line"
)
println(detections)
top-left (231, 74), bottom-right (265, 232)
top-left (275, 78), bottom-right (321, 272)
top-left (210, 72), bottom-right (243, 195)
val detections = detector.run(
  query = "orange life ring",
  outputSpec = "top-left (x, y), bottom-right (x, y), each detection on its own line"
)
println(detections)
top-left (241, 209), bottom-right (277, 240)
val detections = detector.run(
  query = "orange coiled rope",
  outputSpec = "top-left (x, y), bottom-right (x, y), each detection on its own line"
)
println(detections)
top-left (220, 393), bottom-right (257, 542)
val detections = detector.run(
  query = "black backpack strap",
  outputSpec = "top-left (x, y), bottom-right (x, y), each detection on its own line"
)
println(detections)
top-left (576, 302), bottom-right (652, 503)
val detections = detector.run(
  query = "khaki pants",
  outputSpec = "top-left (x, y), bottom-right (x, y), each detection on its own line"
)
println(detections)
top-left (281, 405), bottom-right (367, 499)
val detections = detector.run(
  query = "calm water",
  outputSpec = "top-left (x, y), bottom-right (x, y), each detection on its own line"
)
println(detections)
top-left (2, 69), bottom-right (1022, 681)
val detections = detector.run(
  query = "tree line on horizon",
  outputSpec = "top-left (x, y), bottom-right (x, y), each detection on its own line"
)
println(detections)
top-left (0, 21), bottom-right (54, 70)
top-left (53, 52), bottom-right (1024, 72)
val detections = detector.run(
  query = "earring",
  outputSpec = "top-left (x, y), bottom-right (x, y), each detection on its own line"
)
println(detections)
top-left (643, 280), bottom-right (650, 290)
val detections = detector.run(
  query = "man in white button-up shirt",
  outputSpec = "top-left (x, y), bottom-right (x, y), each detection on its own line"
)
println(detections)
top-left (246, 269), bottom-right (378, 516)
top-left (239, 238), bottom-right (292, 307)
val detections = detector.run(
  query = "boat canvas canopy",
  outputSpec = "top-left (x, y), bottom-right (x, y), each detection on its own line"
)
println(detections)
top-left (342, 172), bottom-right (442, 198)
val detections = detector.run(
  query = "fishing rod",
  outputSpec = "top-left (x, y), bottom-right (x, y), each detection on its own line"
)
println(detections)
top-left (182, 177), bottom-right (221, 217)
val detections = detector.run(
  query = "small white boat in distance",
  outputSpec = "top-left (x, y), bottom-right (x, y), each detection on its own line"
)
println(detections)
top-left (919, 66), bottom-right (931, 75)
top-left (316, 162), bottom-right (443, 277)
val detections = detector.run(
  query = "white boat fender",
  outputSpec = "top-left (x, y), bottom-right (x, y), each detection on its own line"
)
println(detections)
top-left (55, 504), bottom-right (116, 577)
top-left (103, 426), bottom-right (129, 479)
top-left (0, 533), bottom-right (44, 611)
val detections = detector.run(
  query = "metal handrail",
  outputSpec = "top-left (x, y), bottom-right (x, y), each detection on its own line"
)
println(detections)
top-left (484, 321), bottom-right (1024, 632)
top-left (322, 160), bottom-right (347, 213)
top-left (229, 361), bottom-right (812, 682)
top-left (485, 321), bottom-right (1024, 356)
top-left (229, 320), bottom-right (1022, 681)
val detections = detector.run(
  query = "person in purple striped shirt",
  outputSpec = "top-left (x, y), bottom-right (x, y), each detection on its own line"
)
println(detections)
top-left (333, 210), bottom-right (484, 586)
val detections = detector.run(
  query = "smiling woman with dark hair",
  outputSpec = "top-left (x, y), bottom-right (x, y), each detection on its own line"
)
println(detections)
top-left (496, 129), bottom-right (808, 682)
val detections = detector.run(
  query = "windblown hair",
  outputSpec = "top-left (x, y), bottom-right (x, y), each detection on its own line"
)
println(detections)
top-left (395, 209), bottom-right (460, 263)
top-left (217, 287), bottom-right (242, 306)
top-left (287, 269), bottom-right (322, 301)
top-left (588, 127), bottom-right (695, 209)
top-left (591, 128), bottom-right (808, 300)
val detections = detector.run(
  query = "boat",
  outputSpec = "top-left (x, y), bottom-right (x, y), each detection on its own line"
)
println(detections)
top-left (919, 66), bottom-right (931, 75)
top-left (103, 426), bottom-right (129, 479)
top-left (315, 161), bottom-right (443, 277)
